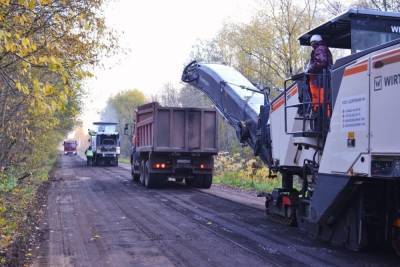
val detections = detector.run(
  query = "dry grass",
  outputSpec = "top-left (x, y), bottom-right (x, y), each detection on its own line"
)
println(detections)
top-left (0, 159), bottom-right (54, 265)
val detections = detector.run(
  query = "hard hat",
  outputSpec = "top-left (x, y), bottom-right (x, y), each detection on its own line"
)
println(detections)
top-left (310, 34), bottom-right (322, 43)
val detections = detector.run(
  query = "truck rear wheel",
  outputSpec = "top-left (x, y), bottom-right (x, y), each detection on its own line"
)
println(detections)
top-left (185, 178), bottom-right (194, 187)
top-left (131, 169), bottom-right (140, 182)
top-left (144, 161), bottom-right (158, 188)
top-left (139, 160), bottom-right (146, 185)
top-left (202, 174), bottom-right (213, 189)
top-left (189, 175), bottom-right (204, 188)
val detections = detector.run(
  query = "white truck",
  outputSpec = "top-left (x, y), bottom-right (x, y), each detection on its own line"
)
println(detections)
top-left (89, 122), bottom-right (120, 166)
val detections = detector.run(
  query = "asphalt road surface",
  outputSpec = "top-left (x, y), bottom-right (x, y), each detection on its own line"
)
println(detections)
top-left (31, 156), bottom-right (399, 267)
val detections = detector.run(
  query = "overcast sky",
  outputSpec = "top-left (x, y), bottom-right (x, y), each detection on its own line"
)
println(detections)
top-left (81, 0), bottom-right (257, 127)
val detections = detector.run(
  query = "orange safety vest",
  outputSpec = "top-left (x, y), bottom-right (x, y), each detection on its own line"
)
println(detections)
top-left (309, 76), bottom-right (331, 117)
top-left (309, 77), bottom-right (324, 112)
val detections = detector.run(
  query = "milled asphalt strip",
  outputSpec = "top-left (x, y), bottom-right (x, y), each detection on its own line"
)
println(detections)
top-left (71, 156), bottom-right (399, 266)
top-left (97, 166), bottom-right (331, 266)
top-left (115, 160), bottom-right (266, 211)
top-left (105, 160), bottom-right (397, 267)
top-left (88, 162), bottom-right (273, 267)
top-left (96, 167), bottom-right (288, 267)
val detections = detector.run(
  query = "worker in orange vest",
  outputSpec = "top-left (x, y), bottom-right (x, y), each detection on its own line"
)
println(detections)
top-left (306, 35), bottom-right (333, 115)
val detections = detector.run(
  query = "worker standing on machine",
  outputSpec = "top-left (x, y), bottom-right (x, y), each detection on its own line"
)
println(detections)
top-left (306, 34), bottom-right (333, 117)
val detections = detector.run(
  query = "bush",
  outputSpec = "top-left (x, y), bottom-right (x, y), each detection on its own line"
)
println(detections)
top-left (214, 153), bottom-right (281, 192)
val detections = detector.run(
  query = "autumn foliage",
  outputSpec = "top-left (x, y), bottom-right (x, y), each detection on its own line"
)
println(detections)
top-left (0, 0), bottom-right (116, 172)
top-left (0, 0), bottom-right (116, 262)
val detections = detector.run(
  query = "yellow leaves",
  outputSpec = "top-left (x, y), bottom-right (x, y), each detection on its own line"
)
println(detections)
top-left (15, 79), bottom-right (57, 98)
top-left (0, 0), bottom-right (10, 6)
top-left (61, 75), bottom-right (68, 85)
top-left (4, 40), bottom-right (16, 52)
top-left (38, 0), bottom-right (51, 5)
top-left (32, 79), bottom-right (40, 93)
top-left (19, 37), bottom-right (37, 55)
top-left (15, 82), bottom-right (29, 94)
top-left (74, 69), bottom-right (93, 80)
top-left (48, 56), bottom-right (61, 71)
top-left (21, 37), bottom-right (30, 47)
top-left (21, 61), bottom-right (31, 74)
top-left (53, 13), bottom-right (62, 24)
top-left (16, 0), bottom-right (37, 9)
top-left (43, 83), bottom-right (54, 96)
top-left (0, 31), bottom-right (36, 55)
top-left (28, 0), bottom-right (36, 10)
top-left (13, 13), bottom-right (29, 25)
top-left (0, 0), bottom-right (116, 178)
top-left (37, 56), bottom-right (47, 64)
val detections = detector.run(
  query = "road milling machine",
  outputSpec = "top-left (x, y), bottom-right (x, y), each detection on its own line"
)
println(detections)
top-left (182, 8), bottom-right (400, 253)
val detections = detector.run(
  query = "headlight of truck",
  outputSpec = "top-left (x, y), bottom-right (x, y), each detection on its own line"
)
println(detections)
top-left (116, 147), bottom-right (120, 154)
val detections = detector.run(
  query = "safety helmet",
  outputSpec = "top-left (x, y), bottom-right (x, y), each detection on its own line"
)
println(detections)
top-left (310, 34), bottom-right (322, 43)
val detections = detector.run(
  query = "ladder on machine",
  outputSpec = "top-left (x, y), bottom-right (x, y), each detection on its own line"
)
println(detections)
top-left (283, 71), bottom-right (331, 149)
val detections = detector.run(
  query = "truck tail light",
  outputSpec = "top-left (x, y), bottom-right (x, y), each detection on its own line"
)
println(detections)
top-left (153, 163), bottom-right (168, 169)
top-left (200, 164), bottom-right (205, 169)
top-left (394, 218), bottom-right (400, 228)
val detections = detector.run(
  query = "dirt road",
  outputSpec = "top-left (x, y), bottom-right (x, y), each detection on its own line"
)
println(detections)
top-left (31, 156), bottom-right (398, 267)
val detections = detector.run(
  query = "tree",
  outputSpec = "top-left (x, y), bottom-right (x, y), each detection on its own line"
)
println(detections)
top-left (189, 38), bottom-right (229, 64)
top-left (355, 0), bottom-right (400, 11)
top-left (159, 82), bottom-right (181, 106)
top-left (190, 0), bottom-right (322, 92)
top-left (103, 89), bottom-right (146, 157)
top-left (178, 84), bottom-right (211, 108)
top-left (324, 0), bottom-right (347, 15)
top-left (0, 0), bottom-right (117, 170)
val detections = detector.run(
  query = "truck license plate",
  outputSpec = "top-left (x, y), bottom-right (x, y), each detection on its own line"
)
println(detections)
top-left (177, 159), bottom-right (191, 164)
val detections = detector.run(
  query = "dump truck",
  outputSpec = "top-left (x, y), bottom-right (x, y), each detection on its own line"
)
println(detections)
top-left (88, 122), bottom-right (120, 166)
top-left (129, 102), bottom-right (218, 188)
top-left (63, 140), bottom-right (77, 155)
top-left (182, 8), bottom-right (400, 253)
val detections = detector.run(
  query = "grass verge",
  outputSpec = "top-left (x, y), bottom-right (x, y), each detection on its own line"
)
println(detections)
top-left (0, 158), bottom-right (55, 266)
top-left (119, 157), bottom-right (130, 164)
top-left (213, 171), bottom-right (282, 192)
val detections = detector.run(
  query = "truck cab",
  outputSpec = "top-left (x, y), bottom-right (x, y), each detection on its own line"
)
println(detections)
top-left (89, 122), bottom-right (120, 166)
top-left (63, 140), bottom-right (77, 155)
